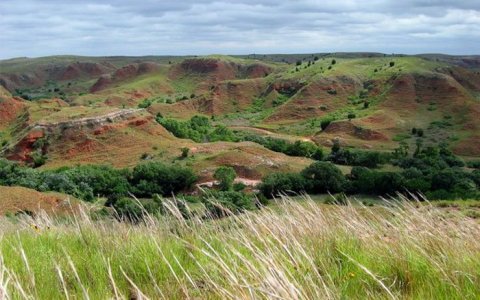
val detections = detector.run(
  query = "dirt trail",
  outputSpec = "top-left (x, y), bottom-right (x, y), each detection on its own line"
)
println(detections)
top-left (229, 125), bottom-right (314, 142)
top-left (196, 177), bottom-right (262, 189)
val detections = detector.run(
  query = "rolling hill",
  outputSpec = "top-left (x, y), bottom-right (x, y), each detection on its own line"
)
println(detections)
top-left (1, 53), bottom-right (479, 184)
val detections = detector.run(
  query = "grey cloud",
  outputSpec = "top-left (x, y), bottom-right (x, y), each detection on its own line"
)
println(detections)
top-left (0, 0), bottom-right (479, 59)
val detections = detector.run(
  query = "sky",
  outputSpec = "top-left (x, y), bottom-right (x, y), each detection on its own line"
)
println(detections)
top-left (1, 0), bottom-right (479, 59)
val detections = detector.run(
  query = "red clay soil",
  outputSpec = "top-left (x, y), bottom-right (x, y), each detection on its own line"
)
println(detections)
top-left (90, 62), bottom-right (161, 93)
top-left (0, 97), bottom-right (26, 128)
top-left (323, 121), bottom-right (388, 141)
top-left (209, 78), bottom-right (268, 114)
top-left (266, 76), bottom-right (362, 122)
top-left (6, 128), bottom-right (45, 162)
top-left (169, 58), bottom-right (273, 82)
top-left (454, 135), bottom-right (480, 156)
top-left (59, 62), bottom-right (115, 81)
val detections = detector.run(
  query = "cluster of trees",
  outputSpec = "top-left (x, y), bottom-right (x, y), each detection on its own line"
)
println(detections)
top-left (327, 140), bottom-right (389, 168)
top-left (112, 166), bottom-right (257, 221)
top-left (240, 134), bottom-right (323, 160)
top-left (0, 160), bottom-right (196, 202)
top-left (260, 144), bottom-right (480, 200)
top-left (156, 115), bottom-right (237, 143)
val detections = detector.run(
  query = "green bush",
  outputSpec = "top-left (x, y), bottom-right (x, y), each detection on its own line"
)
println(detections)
top-left (214, 166), bottom-right (236, 191)
top-left (130, 162), bottom-right (197, 197)
top-left (259, 173), bottom-right (306, 197)
top-left (203, 191), bottom-right (256, 218)
top-left (301, 162), bottom-right (346, 193)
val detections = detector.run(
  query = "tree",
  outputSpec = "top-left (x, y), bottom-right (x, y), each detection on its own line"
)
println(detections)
top-left (130, 162), bottom-right (197, 197)
top-left (331, 59), bottom-right (336, 65)
top-left (347, 112), bottom-right (356, 121)
top-left (301, 162), bottom-right (346, 193)
top-left (389, 61), bottom-right (395, 67)
top-left (260, 172), bottom-right (306, 197)
top-left (320, 119), bottom-right (331, 130)
top-left (181, 147), bottom-right (190, 158)
top-left (214, 166), bottom-right (236, 191)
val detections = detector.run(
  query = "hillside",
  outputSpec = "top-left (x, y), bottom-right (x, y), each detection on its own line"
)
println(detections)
top-left (1, 53), bottom-right (479, 200)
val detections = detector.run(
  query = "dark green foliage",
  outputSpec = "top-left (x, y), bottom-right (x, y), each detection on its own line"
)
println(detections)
top-left (259, 173), bottom-right (306, 197)
top-left (156, 115), bottom-right (238, 143)
top-left (112, 197), bottom-right (145, 222)
top-left (240, 135), bottom-right (323, 160)
top-left (272, 94), bottom-right (289, 107)
top-left (181, 147), bottom-right (190, 158)
top-left (138, 98), bottom-right (154, 109)
top-left (320, 119), bottom-right (332, 130)
top-left (331, 59), bottom-right (336, 65)
top-left (203, 191), bottom-right (256, 217)
top-left (214, 166), bottom-right (236, 191)
top-left (130, 162), bottom-right (197, 198)
top-left (347, 112), bottom-right (356, 120)
top-left (416, 128), bottom-right (424, 137)
top-left (296, 60), bottom-right (302, 66)
top-left (348, 167), bottom-right (405, 195)
top-left (327, 89), bottom-right (337, 95)
top-left (301, 162), bottom-right (346, 193)
top-left (390, 61), bottom-right (395, 67)
top-left (468, 161), bottom-right (480, 169)
top-left (0, 160), bottom-right (130, 202)
top-left (31, 151), bottom-right (47, 168)
top-left (328, 144), bottom-right (387, 168)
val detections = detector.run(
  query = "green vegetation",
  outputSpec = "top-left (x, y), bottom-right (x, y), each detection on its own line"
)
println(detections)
top-left (260, 143), bottom-right (479, 199)
top-left (214, 166), bottom-right (236, 191)
top-left (240, 134), bottom-right (323, 159)
top-left (156, 115), bottom-right (237, 142)
top-left (1, 197), bottom-right (480, 299)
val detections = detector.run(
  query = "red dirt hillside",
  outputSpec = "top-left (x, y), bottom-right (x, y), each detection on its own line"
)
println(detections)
top-left (169, 57), bottom-right (273, 81)
top-left (0, 87), bottom-right (26, 129)
top-left (90, 62), bottom-right (161, 93)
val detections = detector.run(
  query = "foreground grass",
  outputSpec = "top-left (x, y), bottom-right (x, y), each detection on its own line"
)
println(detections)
top-left (1, 196), bottom-right (479, 299)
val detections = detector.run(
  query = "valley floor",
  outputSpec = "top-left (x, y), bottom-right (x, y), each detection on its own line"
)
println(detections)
top-left (1, 195), bottom-right (479, 299)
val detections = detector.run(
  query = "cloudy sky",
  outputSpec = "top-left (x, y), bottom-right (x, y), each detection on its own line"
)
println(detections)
top-left (1, 0), bottom-right (479, 59)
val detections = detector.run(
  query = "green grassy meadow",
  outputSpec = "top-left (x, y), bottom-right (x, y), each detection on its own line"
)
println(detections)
top-left (1, 195), bottom-right (479, 299)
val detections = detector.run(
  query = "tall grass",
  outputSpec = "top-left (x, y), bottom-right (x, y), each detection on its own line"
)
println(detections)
top-left (0, 195), bottom-right (479, 299)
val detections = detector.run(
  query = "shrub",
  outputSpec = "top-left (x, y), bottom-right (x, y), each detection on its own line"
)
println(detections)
top-left (181, 147), bottom-right (190, 158)
top-left (468, 160), bottom-right (480, 169)
top-left (331, 59), bottom-right (336, 65)
top-left (203, 191), bottom-right (256, 218)
top-left (214, 166), bottom-right (236, 191)
top-left (417, 128), bottom-right (424, 137)
top-left (320, 119), bottom-right (331, 130)
top-left (130, 162), bottom-right (197, 197)
top-left (259, 173), bottom-right (307, 197)
top-left (390, 61), bottom-right (395, 67)
top-left (112, 198), bottom-right (145, 222)
top-left (301, 162), bottom-right (346, 193)
top-left (347, 112), bottom-right (356, 121)
top-left (286, 141), bottom-right (323, 160)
